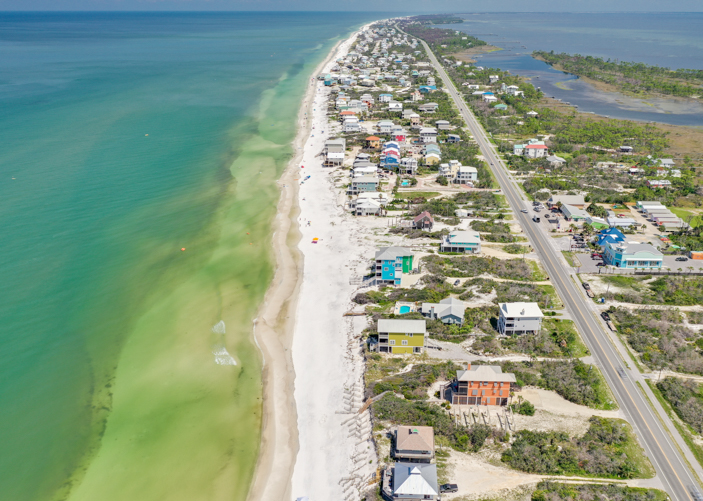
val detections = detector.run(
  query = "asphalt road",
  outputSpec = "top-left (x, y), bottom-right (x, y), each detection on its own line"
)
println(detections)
top-left (420, 39), bottom-right (700, 501)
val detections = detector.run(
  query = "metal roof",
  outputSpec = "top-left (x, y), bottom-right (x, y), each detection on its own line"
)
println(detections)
top-left (378, 319), bottom-right (426, 335)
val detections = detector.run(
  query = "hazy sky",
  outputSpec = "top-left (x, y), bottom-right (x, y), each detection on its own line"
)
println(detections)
top-left (2, 0), bottom-right (703, 12)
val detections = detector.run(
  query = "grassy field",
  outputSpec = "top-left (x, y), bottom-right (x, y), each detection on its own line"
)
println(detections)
top-left (671, 207), bottom-right (702, 228)
top-left (562, 251), bottom-right (581, 267)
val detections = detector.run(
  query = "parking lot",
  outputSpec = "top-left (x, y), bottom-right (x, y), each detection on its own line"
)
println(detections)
top-left (573, 252), bottom-right (703, 274)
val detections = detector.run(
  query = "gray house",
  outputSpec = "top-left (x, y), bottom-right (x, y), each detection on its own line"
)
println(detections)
top-left (421, 297), bottom-right (467, 324)
top-left (383, 463), bottom-right (439, 500)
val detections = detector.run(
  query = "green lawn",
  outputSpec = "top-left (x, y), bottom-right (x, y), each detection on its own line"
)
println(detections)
top-left (671, 207), bottom-right (702, 228)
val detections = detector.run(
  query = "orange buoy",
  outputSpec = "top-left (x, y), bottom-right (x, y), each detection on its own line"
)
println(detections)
top-left (181, 248), bottom-right (186, 251)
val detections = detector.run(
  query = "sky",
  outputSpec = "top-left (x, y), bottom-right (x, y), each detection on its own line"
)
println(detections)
top-left (1, 0), bottom-right (703, 12)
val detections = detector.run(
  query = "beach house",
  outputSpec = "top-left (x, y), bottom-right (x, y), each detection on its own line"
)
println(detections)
top-left (419, 127), bottom-right (437, 143)
top-left (418, 102), bottom-right (438, 113)
top-left (349, 176), bottom-right (379, 194)
top-left (413, 211), bottom-right (434, 230)
top-left (393, 426), bottom-right (435, 462)
top-left (497, 302), bottom-right (543, 335)
top-left (376, 319), bottom-right (426, 354)
top-left (443, 363), bottom-right (516, 406)
top-left (455, 166), bottom-right (478, 185)
top-left (366, 136), bottom-right (381, 149)
top-left (603, 242), bottom-right (663, 269)
top-left (383, 463), bottom-right (439, 501)
top-left (324, 138), bottom-right (346, 167)
top-left (435, 119), bottom-right (451, 130)
top-left (378, 120), bottom-right (394, 134)
top-left (399, 157), bottom-right (418, 176)
top-left (421, 297), bottom-right (468, 325)
top-left (440, 230), bottom-right (481, 254)
top-left (375, 246), bottom-right (414, 286)
top-left (388, 101), bottom-right (403, 113)
top-left (525, 143), bottom-right (548, 158)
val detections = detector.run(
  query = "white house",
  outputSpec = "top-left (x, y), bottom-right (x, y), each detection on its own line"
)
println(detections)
top-left (524, 144), bottom-right (548, 158)
top-left (378, 120), bottom-right (394, 134)
top-left (388, 101), bottom-right (403, 112)
top-left (343, 117), bottom-right (361, 133)
top-left (419, 127), bottom-right (437, 143)
top-left (497, 302), bottom-right (543, 335)
top-left (455, 166), bottom-right (478, 184)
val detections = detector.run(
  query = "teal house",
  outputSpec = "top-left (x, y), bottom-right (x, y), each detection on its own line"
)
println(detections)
top-left (375, 246), bottom-right (414, 285)
top-left (603, 241), bottom-right (663, 269)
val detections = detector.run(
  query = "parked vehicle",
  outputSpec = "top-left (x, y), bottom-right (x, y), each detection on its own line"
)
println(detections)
top-left (454, 279), bottom-right (460, 286)
top-left (596, 262), bottom-right (606, 267)
top-left (440, 484), bottom-right (459, 493)
top-left (601, 312), bottom-right (611, 321)
top-left (676, 256), bottom-right (689, 261)
top-left (582, 282), bottom-right (590, 290)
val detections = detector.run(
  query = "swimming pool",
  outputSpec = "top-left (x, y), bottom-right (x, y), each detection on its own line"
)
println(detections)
top-left (401, 181), bottom-right (410, 186)
top-left (399, 305), bottom-right (411, 314)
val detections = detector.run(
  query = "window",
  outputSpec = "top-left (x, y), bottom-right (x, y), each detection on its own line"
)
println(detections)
top-left (389, 340), bottom-right (395, 345)
top-left (401, 340), bottom-right (408, 346)
top-left (486, 398), bottom-right (491, 404)
top-left (408, 333), bottom-right (413, 337)
top-left (472, 390), bottom-right (478, 396)
top-left (413, 347), bottom-right (421, 354)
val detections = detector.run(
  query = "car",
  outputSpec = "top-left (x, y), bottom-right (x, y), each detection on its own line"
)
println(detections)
top-left (533, 201), bottom-right (540, 206)
top-left (601, 311), bottom-right (611, 321)
top-left (582, 282), bottom-right (590, 290)
top-left (454, 279), bottom-right (460, 286)
top-left (533, 207), bottom-right (541, 212)
top-left (440, 484), bottom-right (459, 493)
top-left (676, 256), bottom-right (689, 261)
top-left (521, 209), bottom-right (528, 213)
top-left (596, 262), bottom-right (606, 267)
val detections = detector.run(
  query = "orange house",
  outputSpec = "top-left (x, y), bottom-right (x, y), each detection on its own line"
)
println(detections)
top-left (443, 363), bottom-right (515, 406)
top-left (366, 136), bottom-right (381, 149)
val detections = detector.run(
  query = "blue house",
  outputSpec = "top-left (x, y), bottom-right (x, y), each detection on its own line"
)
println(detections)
top-left (375, 247), bottom-right (414, 285)
top-left (419, 86), bottom-right (437, 94)
top-left (597, 227), bottom-right (625, 247)
top-left (603, 241), bottom-right (663, 269)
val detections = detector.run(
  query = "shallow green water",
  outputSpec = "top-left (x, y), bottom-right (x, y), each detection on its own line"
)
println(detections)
top-left (0, 12), bottom-right (374, 501)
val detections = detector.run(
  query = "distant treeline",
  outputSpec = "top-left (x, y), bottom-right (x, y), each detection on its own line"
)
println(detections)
top-left (409, 14), bottom-right (464, 25)
top-left (534, 51), bottom-right (703, 97)
top-left (400, 21), bottom-right (485, 55)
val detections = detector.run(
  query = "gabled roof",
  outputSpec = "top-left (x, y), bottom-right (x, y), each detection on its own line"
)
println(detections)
top-left (375, 246), bottom-right (413, 261)
top-left (378, 319), bottom-right (426, 335)
top-left (456, 365), bottom-right (516, 383)
top-left (413, 211), bottom-right (433, 223)
top-left (396, 426), bottom-right (434, 453)
top-left (393, 463), bottom-right (438, 496)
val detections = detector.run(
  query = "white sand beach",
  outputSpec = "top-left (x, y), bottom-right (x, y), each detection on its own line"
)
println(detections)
top-left (249, 24), bottom-right (378, 501)
top-left (289, 28), bottom-right (380, 501)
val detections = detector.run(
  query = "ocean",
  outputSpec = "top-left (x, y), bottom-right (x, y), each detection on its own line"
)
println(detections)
top-left (444, 13), bottom-right (703, 125)
top-left (0, 12), bottom-right (375, 501)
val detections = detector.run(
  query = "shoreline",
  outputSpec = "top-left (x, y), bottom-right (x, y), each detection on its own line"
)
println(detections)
top-left (247, 25), bottom-right (369, 501)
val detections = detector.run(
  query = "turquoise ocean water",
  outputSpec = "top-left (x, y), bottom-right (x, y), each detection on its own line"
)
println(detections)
top-left (0, 12), bottom-right (375, 501)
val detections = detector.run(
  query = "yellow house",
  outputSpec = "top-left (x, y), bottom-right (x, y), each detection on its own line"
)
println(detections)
top-left (376, 319), bottom-right (426, 354)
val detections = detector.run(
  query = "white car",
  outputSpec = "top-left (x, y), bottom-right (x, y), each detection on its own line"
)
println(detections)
top-left (521, 209), bottom-right (528, 213)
